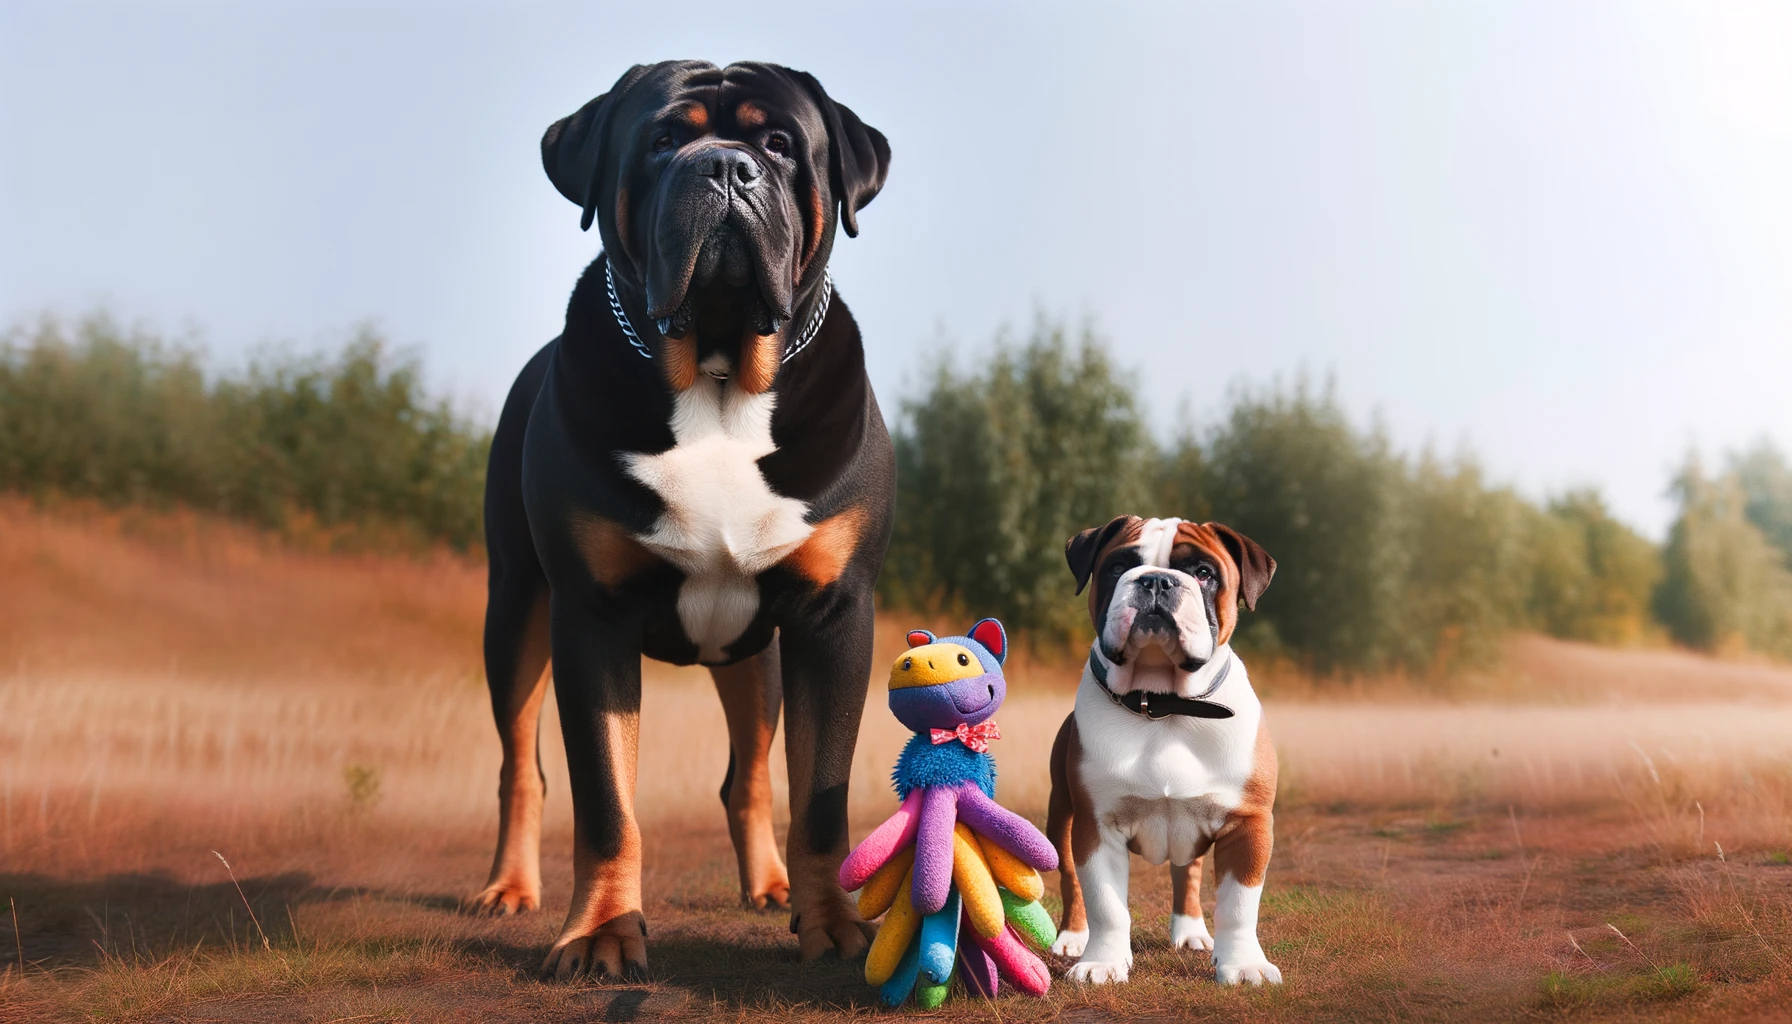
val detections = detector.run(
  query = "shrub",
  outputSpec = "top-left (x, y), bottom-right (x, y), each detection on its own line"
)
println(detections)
top-left (1653, 457), bottom-right (1792, 657)
top-left (1528, 490), bottom-right (1661, 644)
top-left (0, 314), bottom-right (490, 551)
top-left (881, 318), bottom-right (1153, 640)
top-left (1184, 378), bottom-right (1410, 674)
top-left (1731, 439), bottom-right (1792, 568)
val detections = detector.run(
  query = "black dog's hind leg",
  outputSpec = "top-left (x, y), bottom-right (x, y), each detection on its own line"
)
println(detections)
top-left (467, 341), bottom-right (555, 917)
top-left (779, 591), bottom-right (878, 960)
top-left (710, 646), bottom-right (790, 909)
top-left (465, 571), bottom-right (551, 915)
top-left (541, 597), bottom-right (649, 982)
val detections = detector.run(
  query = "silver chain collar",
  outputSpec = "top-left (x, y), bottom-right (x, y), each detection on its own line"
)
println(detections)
top-left (603, 254), bottom-right (833, 377)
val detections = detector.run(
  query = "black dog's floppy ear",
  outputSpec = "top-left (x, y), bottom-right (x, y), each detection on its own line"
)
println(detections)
top-left (542, 65), bottom-right (650, 232)
top-left (793, 71), bottom-right (890, 238)
top-left (1208, 522), bottom-right (1276, 611)
top-left (1066, 516), bottom-right (1137, 596)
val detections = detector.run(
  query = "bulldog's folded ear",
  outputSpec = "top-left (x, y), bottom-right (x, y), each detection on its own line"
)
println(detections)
top-left (1209, 522), bottom-right (1276, 611)
top-left (793, 71), bottom-right (890, 238)
top-left (1066, 516), bottom-right (1138, 596)
top-left (542, 65), bottom-right (651, 232)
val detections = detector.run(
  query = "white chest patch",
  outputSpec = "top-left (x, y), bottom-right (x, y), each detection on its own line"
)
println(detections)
top-left (1074, 652), bottom-right (1263, 866)
top-left (622, 381), bottom-right (813, 661)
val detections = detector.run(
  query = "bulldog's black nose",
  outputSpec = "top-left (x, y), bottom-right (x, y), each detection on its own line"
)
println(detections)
top-left (1135, 572), bottom-right (1181, 599)
top-left (696, 148), bottom-right (763, 188)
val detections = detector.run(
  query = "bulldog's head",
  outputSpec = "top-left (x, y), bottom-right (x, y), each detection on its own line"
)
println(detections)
top-left (1066, 516), bottom-right (1275, 694)
top-left (542, 61), bottom-right (889, 393)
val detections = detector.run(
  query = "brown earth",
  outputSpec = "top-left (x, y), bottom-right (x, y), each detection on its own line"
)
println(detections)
top-left (2, 498), bottom-right (1790, 1022)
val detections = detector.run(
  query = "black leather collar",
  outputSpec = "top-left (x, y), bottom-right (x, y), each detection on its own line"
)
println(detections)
top-left (1088, 649), bottom-right (1235, 720)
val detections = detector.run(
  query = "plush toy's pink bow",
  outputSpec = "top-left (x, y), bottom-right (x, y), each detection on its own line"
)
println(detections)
top-left (931, 721), bottom-right (1000, 753)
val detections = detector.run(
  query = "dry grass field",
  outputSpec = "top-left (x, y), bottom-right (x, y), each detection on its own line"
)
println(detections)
top-left (3, 497), bottom-right (1792, 1022)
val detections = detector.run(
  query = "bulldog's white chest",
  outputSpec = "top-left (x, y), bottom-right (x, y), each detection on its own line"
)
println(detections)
top-left (1073, 661), bottom-right (1263, 865)
top-left (622, 382), bottom-right (812, 660)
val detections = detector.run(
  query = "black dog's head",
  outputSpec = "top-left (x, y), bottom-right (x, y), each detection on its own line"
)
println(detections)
top-left (543, 61), bottom-right (889, 393)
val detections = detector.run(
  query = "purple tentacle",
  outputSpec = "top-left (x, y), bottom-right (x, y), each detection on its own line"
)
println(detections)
top-left (954, 782), bottom-right (1057, 871)
top-left (910, 785), bottom-right (959, 915)
top-left (958, 907), bottom-right (1000, 997)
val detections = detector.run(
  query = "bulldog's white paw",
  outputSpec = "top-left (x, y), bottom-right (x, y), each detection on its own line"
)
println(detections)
top-left (1170, 913), bottom-right (1214, 952)
top-left (1067, 960), bottom-right (1130, 985)
top-left (1216, 959), bottom-right (1283, 986)
top-left (1050, 928), bottom-right (1089, 958)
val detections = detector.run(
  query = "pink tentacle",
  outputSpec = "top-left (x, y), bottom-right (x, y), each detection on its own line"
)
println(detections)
top-left (968, 922), bottom-right (1051, 996)
top-left (838, 788), bottom-right (924, 891)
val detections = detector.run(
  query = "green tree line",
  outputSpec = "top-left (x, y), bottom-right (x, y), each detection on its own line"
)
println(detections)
top-left (0, 314), bottom-right (490, 550)
top-left (5, 312), bottom-right (1789, 672)
top-left (882, 317), bottom-right (1792, 675)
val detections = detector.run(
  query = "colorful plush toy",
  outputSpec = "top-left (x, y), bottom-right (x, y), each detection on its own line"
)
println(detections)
top-left (839, 619), bottom-right (1059, 1006)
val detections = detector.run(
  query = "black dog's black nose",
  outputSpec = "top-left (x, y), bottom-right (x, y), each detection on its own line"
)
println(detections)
top-left (696, 148), bottom-right (763, 188)
top-left (1135, 572), bottom-right (1180, 598)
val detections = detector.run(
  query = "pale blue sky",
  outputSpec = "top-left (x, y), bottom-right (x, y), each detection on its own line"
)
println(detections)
top-left (3, 2), bottom-right (1789, 537)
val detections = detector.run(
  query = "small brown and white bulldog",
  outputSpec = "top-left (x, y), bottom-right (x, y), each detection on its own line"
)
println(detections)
top-left (1046, 515), bottom-right (1281, 986)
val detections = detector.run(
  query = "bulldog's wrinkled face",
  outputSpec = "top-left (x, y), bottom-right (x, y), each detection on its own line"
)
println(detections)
top-left (1066, 516), bottom-right (1275, 693)
top-left (542, 61), bottom-right (889, 393)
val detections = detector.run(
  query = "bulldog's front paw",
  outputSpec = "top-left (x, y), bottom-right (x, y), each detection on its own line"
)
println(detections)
top-left (787, 863), bottom-right (875, 960)
top-left (1215, 958), bottom-right (1283, 986)
top-left (1050, 927), bottom-right (1089, 957)
top-left (1067, 959), bottom-right (1130, 985)
top-left (1170, 913), bottom-right (1214, 952)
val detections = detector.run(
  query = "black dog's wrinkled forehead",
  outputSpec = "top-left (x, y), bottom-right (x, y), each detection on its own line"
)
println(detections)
top-left (542, 59), bottom-right (888, 237)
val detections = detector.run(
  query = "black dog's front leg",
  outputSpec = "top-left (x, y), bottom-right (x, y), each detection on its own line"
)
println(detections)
top-left (779, 590), bottom-right (878, 960)
top-left (540, 594), bottom-right (649, 982)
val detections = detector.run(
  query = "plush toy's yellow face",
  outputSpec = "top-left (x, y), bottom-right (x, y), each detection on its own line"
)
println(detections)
top-left (889, 643), bottom-right (984, 690)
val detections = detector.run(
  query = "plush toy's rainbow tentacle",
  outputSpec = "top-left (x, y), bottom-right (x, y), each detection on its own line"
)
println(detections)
top-left (917, 888), bottom-right (961, 984)
top-left (957, 915), bottom-right (1001, 997)
top-left (953, 782), bottom-right (1058, 870)
top-left (877, 932), bottom-right (923, 1007)
top-left (914, 966), bottom-right (953, 1009)
top-left (999, 887), bottom-right (1058, 952)
top-left (865, 865), bottom-right (919, 986)
top-left (839, 788), bottom-right (924, 891)
top-left (951, 822), bottom-right (1006, 938)
top-left (978, 832), bottom-right (1045, 902)
top-left (856, 845), bottom-right (915, 920)
top-left (911, 785), bottom-right (959, 914)
top-left (968, 922), bottom-right (1052, 997)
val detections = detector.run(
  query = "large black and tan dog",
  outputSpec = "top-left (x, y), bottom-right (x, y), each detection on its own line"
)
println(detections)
top-left (465, 61), bottom-right (892, 981)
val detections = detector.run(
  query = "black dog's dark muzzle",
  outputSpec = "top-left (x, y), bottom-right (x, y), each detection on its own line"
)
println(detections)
top-left (693, 147), bottom-right (763, 190)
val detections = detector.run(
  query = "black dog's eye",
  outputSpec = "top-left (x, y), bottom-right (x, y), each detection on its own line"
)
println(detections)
top-left (764, 132), bottom-right (791, 156)
top-left (957, 653), bottom-right (969, 666)
top-left (651, 131), bottom-right (675, 153)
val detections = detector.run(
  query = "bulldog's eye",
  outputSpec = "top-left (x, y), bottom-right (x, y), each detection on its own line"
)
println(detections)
top-left (651, 131), bottom-right (675, 153)
top-left (1194, 564), bottom-right (1216, 582)
top-left (764, 132), bottom-right (791, 156)
top-left (957, 653), bottom-right (970, 666)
